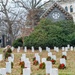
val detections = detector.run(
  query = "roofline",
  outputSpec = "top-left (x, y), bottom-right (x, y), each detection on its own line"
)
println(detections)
top-left (40, 2), bottom-right (73, 20)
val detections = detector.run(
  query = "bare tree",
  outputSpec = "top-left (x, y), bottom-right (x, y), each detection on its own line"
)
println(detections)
top-left (13, 0), bottom-right (51, 27)
top-left (0, 0), bottom-right (26, 45)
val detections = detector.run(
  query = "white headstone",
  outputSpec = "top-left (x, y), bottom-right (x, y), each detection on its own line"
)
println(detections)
top-left (47, 48), bottom-right (50, 52)
top-left (21, 57), bottom-right (25, 62)
top-left (0, 54), bottom-right (3, 61)
top-left (39, 47), bottom-right (42, 52)
top-left (67, 44), bottom-right (70, 49)
top-left (36, 55), bottom-right (40, 64)
top-left (48, 52), bottom-right (52, 58)
top-left (17, 46), bottom-right (20, 52)
top-left (25, 61), bottom-right (31, 68)
top-left (23, 68), bottom-right (30, 75)
top-left (31, 46), bottom-right (34, 52)
top-left (50, 68), bottom-right (58, 75)
top-left (70, 46), bottom-right (73, 51)
top-left (22, 54), bottom-right (26, 58)
top-left (54, 47), bottom-right (59, 52)
top-left (46, 61), bottom-right (52, 74)
top-left (0, 69), bottom-right (1, 74)
top-left (60, 58), bottom-right (66, 66)
top-left (0, 68), bottom-right (6, 75)
top-left (65, 47), bottom-right (68, 51)
top-left (46, 47), bottom-right (48, 51)
top-left (46, 47), bottom-right (50, 52)
top-left (56, 47), bottom-right (59, 52)
top-left (54, 46), bottom-right (56, 51)
top-left (11, 46), bottom-right (14, 51)
top-left (74, 47), bottom-right (75, 51)
top-left (24, 46), bottom-right (27, 52)
top-left (62, 52), bottom-right (67, 56)
top-left (62, 47), bottom-right (65, 51)
top-left (8, 57), bottom-right (13, 62)
top-left (34, 53), bottom-right (39, 57)
top-left (6, 62), bottom-right (11, 73)
top-left (42, 58), bottom-right (46, 63)
top-left (52, 55), bottom-right (56, 60)
top-left (24, 58), bottom-right (29, 63)
top-left (11, 54), bottom-right (14, 61)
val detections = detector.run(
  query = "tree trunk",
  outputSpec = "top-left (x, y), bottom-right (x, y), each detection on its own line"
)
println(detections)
top-left (9, 33), bottom-right (14, 45)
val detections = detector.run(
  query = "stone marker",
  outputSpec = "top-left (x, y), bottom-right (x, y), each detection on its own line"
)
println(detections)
top-left (34, 53), bottom-right (39, 57)
top-left (62, 52), bottom-right (67, 56)
top-left (60, 58), bottom-right (66, 66)
top-left (65, 47), bottom-right (68, 51)
top-left (0, 68), bottom-right (6, 75)
top-left (52, 55), bottom-right (56, 60)
top-left (24, 46), bottom-right (27, 52)
top-left (35, 55), bottom-right (40, 64)
top-left (42, 58), bottom-right (46, 63)
top-left (6, 62), bottom-right (11, 73)
top-left (46, 61), bottom-right (52, 74)
top-left (22, 54), bottom-right (26, 58)
top-left (62, 47), bottom-right (65, 51)
top-left (54, 46), bottom-right (56, 51)
top-left (0, 54), bottom-right (3, 61)
top-left (39, 47), bottom-right (42, 52)
top-left (46, 47), bottom-right (48, 51)
top-left (23, 68), bottom-right (31, 75)
top-left (67, 44), bottom-right (70, 49)
top-left (70, 46), bottom-right (73, 51)
top-left (11, 54), bottom-right (14, 61)
top-left (11, 46), bottom-right (14, 51)
top-left (74, 47), bottom-right (75, 51)
top-left (8, 57), bottom-right (13, 62)
top-left (31, 46), bottom-right (34, 52)
top-left (48, 52), bottom-right (52, 58)
top-left (17, 46), bottom-right (20, 52)
top-left (50, 68), bottom-right (58, 75)
top-left (25, 61), bottom-right (31, 68)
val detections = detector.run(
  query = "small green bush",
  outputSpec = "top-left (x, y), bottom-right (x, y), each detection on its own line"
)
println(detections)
top-left (12, 38), bottom-right (23, 48)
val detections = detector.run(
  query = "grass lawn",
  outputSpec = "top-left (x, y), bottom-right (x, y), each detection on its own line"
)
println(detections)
top-left (0, 48), bottom-right (75, 75)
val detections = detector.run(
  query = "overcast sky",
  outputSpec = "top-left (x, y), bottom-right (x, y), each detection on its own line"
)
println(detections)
top-left (42, 0), bottom-right (49, 3)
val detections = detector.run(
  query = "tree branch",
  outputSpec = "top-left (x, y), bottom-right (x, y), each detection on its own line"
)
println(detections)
top-left (34, 0), bottom-right (42, 8)
top-left (37, 0), bottom-right (50, 9)
top-left (13, 0), bottom-right (30, 10)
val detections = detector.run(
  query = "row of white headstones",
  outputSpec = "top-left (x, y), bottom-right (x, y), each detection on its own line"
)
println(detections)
top-left (0, 44), bottom-right (72, 75)
top-left (17, 45), bottom-right (75, 53)
top-left (0, 50), bottom-right (67, 75)
top-left (20, 51), bottom-right (66, 75)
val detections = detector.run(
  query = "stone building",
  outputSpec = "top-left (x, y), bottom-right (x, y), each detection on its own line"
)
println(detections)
top-left (43, 0), bottom-right (75, 22)
top-left (40, 2), bottom-right (73, 22)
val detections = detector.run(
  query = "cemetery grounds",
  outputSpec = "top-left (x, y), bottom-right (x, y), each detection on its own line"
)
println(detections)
top-left (0, 48), bottom-right (75, 75)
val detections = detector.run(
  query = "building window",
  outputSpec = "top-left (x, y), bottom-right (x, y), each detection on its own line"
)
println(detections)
top-left (0, 39), bottom-right (1, 43)
top-left (65, 6), bottom-right (68, 11)
top-left (70, 5), bottom-right (73, 12)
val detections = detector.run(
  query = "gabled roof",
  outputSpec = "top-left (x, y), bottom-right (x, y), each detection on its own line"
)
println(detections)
top-left (40, 2), bottom-right (73, 20)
